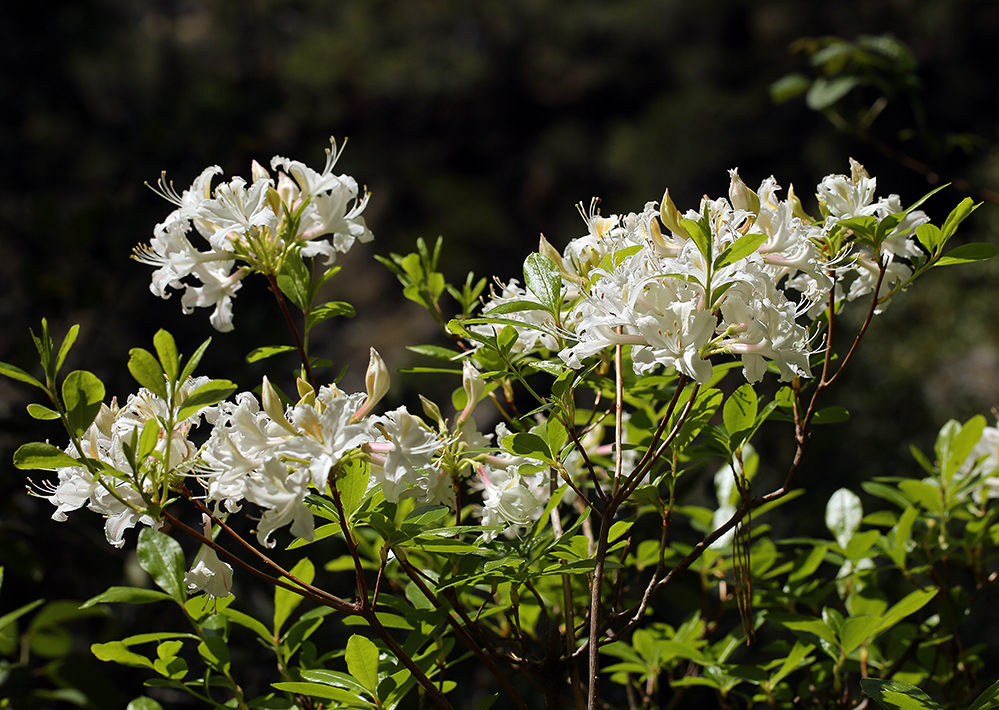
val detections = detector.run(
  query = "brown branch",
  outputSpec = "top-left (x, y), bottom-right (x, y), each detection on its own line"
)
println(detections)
top-left (266, 272), bottom-right (316, 389)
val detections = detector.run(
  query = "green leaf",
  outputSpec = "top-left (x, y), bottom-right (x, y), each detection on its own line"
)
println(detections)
top-left (81, 586), bottom-right (175, 608)
top-left (0, 360), bottom-right (44, 389)
top-left (523, 253), bottom-right (562, 313)
top-left (840, 615), bottom-right (883, 654)
top-left (128, 348), bottom-right (167, 400)
top-left (136, 529), bottom-right (186, 602)
top-left (812, 406), bottom-right (850, 424)
top-left (178, 338), bottom-right (211, 382)
top-left (306, 301), bottom-right (356, 331)
top-left (935, 242), bottom-right (999, 266)
top-left (723, 383), bottom-right (758, 438)
top-left (860, 678), bottom-right (943, 710)
top-left (26, 403), bottom-right (61, 420)
top-left (137, 419), bottom-right (161, 462)
top-left (787, 545), bottom-right (828, 583)
top-left (681, 217), bottom-right (711, 262)
top-left (177, 379), bottom-right (237, 420)
top-left (968, 677), bottom-right (999, 710)
top-left (769, 640), bottom-right (814, 686)
top-left (915, 224), bottom-right (942, 253)
top-left (54, 324), bottom-right (80, 376)
top-left (405, 344), bottom-right (462, 360)
top-left (775, 616), bottom-right (837, 648)
top-left (0, 599), bottom-right (45, 632)
top-left (126, 697), bottom-right (164, 710)
top-left (940, 197), bottom-right (979, 242)
top-left (272, 682), bottom-right (366, 703)
top-left (246, 345), bottom-right (297, 363)
top-left (899, 480), bottom-right (943, 514)
top-left (91, 641), bottom-right (155, 669)
top-left (62, 370), bottom-right (105, 436)
top-left (274, 557), bottom-right (314, 637)
top-left (220, 608), bottom-right (271, 641)
top-left (152, 330), bottom-right (180, 383)
top-left (337, 459), bottom-right (371, 522)
top-left (770, 72), bottom-right (811, 104)
top-left (482, 299), bottom-right (549, 315)
top-left (714, 233), bottom-right (767, 270)
top-left (13, 442), bottom-right (81, 470)
top-left (346, 634), bottom-right (380, 694)
top-left (301, 669), bottom-right (371, 696)
top-left (277, 253), bottom-right (312, 312)
top-left (876, 588), bottom-right (937, 634)
top-left (806, 76), bottom-right (860, 110)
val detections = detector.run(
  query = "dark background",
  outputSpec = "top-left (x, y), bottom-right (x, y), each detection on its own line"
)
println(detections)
top-left (2, 0), bottom-right (998, 707)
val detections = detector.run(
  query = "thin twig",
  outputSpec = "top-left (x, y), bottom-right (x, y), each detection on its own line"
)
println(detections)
top-left (266, 273), bottom-right (316, 389)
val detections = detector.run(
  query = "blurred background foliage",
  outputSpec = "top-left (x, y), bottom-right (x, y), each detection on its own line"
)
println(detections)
top-left (2, 0), bottom-right (999, 706)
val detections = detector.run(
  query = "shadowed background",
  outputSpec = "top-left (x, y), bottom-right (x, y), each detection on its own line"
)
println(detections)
top-left (2, 0), bottom-right (998, 706)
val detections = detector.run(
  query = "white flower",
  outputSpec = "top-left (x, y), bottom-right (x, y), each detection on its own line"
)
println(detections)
top-left (185, 545), bottom-right (234, 599)
top-left (245, 458), bottom-right (314, 548)
top-left (368, 406), bottom-right (449, 505)
top-left (478, 467), bottom-right (544, 541)
top-left (198, 176), bottom-right (278, 253)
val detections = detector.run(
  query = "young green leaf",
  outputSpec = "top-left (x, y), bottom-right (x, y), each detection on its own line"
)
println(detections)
top-left (176, 380), bottom-right (237, 421)
top-left (13, 442), bottom-right (82, 470)
top-left (935, 242), bottom-right (999, 267)
top-left (178, 338), bottom-right (212, 382)
top-left (26, 403), bottom-right (61, 420)
top-left (306, 301), bottom-right (356, 331)
top-left (54, 324), bottom-right (80, 376)
top-left (128, 348), bottom-right (167, 400)
top-left (152, 330), bottom-right (180, 384)
top-left (62, 370), bottom-right (105, 437)
top-left (940, 197), bottom-right (979, 242)
top-left (0, 361), bottom-right (44, 390)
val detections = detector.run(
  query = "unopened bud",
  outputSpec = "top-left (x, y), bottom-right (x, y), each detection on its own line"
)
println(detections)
top-left (261, 376), bottom-right (298, 435)
top-left (251, 160), bottom-right (270, 184)
top-left (787, 184), bottom-right (815, 222)
top-left (728, 169), bottom-right (760, 214)
top-left (660, 189), bottom-right (690, 240)
top-left (457, 360), bottom-right (485, 426)
top-left (420, 395), bottom-right (445, 431)
top-left (296, 376), bottom-right (316, 407)
top-left (538, 234), bottom-right (565, 272)
top-left (351, 348), bottom-right (390, 423)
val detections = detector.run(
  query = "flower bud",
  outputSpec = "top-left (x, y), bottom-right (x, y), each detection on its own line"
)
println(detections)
top-left (457, 360), bottom-right (485, 426)
top-left (261, 376), bottom-right (298, 435)
top-left (420, 395), bottom-right (445, 431)
top-left (728, 169), bottom-right (760, 215)
top-left (251, 160), bottom-right (271, 183)
top-left (538, 234), bottom-right (565, 272)
top-left (787, 184), bottom-right (814, 222)
top-left (659, 189), bottom-right (690, 240)
top-left (351, 348), bottom-right (390, 423)
top-left (296, 376), bottom-right (316, 408)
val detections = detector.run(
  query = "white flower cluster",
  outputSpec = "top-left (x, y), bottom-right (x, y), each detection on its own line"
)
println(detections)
top-left (34, 350), bottom-right (473, 597)
top-left (135, 138), bottom-right (372, 331)
top-left (33, 377), bottom-right (213, 548)
top-left (476, 161), bottom-right (927, 384)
